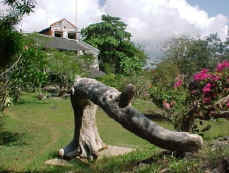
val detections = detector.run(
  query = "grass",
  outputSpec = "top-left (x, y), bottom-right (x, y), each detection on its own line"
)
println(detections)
top-left (0, 93), bottom-right (229, 173)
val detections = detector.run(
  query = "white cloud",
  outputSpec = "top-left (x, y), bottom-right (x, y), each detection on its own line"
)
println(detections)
top-left (18, 0), bottom-right (102, 32)
top-left (4, 0), bottom-right (227, 59)
top-left (103, 0), bottom-right (228, 57)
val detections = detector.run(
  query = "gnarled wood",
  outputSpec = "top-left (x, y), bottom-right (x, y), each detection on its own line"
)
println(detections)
top-left (59, 93), bottom-right (105, 160)
top-left (118, 84), bottom-right (136, 108)
top-left (59, 77), bottom-right (203, 160)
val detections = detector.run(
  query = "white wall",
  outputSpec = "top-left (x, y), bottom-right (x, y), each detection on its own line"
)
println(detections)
top-left (51, 19), bottom-right (77, 39)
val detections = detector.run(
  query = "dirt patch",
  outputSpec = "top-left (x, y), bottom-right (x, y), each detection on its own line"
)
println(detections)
top-left (45, 145), bottom-right (134, 166)
top-left (97, 145), bottom-right (135, 159)
top-left (45, 158), bottom-right (73, 167)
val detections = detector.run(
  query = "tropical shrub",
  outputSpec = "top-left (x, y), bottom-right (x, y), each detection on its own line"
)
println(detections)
top-left (150, 60), bottom-right (229, 133)
top-left (45, 49), bottom-right (95, 94)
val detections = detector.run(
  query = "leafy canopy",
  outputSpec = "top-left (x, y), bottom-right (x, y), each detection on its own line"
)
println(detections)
top-left (0, 0), bottom-right (36, 68)
top-left (0, 0), bottom-right (36, 110)
top-left (81, 15), bottom-right (146, 74)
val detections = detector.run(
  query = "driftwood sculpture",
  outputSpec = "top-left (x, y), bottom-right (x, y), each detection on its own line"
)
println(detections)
top-left (59, 77), bottom-right (203, 160)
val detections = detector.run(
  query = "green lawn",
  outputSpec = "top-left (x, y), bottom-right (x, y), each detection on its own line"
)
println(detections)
top-left (0, 93), bottom-right (229, 173)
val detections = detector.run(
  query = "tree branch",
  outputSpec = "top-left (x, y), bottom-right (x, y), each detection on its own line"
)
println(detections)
top-left (118, 84), bottom-right (136, 108)
top-left (209, 111), bottom-right (229, 120)
top-left (70, 77), bottom-right (203, 152)
top-left (0, 54), bottom-right (22, 77)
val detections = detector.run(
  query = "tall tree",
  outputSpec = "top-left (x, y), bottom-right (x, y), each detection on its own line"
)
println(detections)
top-left (0, 0), bottom-right (35, 110)
top-left (81, 15), bottom-right (146, 74)
top-left (0, 0), bottom-right (35, 68)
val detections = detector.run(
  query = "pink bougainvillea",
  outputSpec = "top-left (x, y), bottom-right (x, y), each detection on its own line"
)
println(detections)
top-left (193, 69), bottom-right (210, 81)
top-left (226, 101), bottom-right (229, 108)
top-left (203, 97), bottom-right (211, 104)
top-left (163, 100), bottom-right (171, 110)
top-left (216, 60), bottom-right (229, 72)
top-left (174, 79), bottom-right (183, 88)
top-left (202, 83), bottom-right (212, 94)
top-left (209, 74), bottom-right (220, 81)
top-left (191, 60), bottom-right (229, 106)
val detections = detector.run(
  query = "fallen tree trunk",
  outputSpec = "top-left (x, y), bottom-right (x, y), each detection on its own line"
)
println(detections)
top-left (59, 77), bottom-right (203, 160)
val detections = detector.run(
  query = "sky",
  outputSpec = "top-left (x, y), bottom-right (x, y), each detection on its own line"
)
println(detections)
top-left (186, 0), bottom-right (229, 18)
top-left (1, 0), bottom-right (229, 60)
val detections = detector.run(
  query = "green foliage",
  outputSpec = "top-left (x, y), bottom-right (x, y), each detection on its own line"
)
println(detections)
top-left (0, 35), bottom-right (48, 107)
top-left (0, 0), bottom-right (35, 68)
top-left (151, 59), bottom-right (180, 87)
top-left (10, 36), bottom-right (48, 90)
top-left (81, 14), bottom-right (146, 74)
top-left (0, 0), bottom-right (35, 111)
top-left (0, 29), bottom-right (23, 68)
top-left (97, 71), bottom-right (152, 99)
top-left (46, 50), bottom-right (79, 82)
top-left (120, 56), bottom-right (144, 75)
top-left (1, 0), bottom-right (35, 27)
top-left (165, 35), bottom-right (225, 81)
top-left (0, 81), bottom-right (14, 110)
top-left (45, 49), bottom-right (95, 90)
top-left (96, 73), bottom-right (117, 86)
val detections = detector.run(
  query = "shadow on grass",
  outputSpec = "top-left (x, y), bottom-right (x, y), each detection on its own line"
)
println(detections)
top-left (0, 131), bottom-right (27, 146)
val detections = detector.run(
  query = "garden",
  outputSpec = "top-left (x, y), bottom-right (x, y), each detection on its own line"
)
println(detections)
top-left (1, 1), bottom-right (229, 172)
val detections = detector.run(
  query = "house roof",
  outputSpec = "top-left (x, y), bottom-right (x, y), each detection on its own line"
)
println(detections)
top-left (36, 34), bottom-right (100, 55)
top-left (50, 18), bottom-right (77, 28)
top-left (39, 27), bottom-right (50, 34)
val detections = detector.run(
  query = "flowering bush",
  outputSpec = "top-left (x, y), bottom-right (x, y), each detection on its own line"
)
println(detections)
top-left (191, 60), bottom-right (229, 108)
top-left (150, 60), bottom-right (229, 133)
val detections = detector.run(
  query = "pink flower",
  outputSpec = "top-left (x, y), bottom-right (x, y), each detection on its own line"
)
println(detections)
top-left (209, 74), bottom-right (220, 81)
top-left (163, 101), bottom-right (170, 110)
top-left (203, 97), bottom-right (211, 104)
top-left (193, 69), bottom-right (210, 81)
top-left (202, 83), bottom-right (212, 93)
top-left (216, 60), bottom-right (229, 72)
top-left (226, 101), bottom-right (229, 108)
top-left (201, 68), bottom-right (209, 73)
top-left (191, 90), bottom-right (197, 94)
top-left (174, 79), bottom-right (183, 88)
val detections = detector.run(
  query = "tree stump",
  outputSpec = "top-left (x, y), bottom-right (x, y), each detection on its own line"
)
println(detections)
top-left (59, 93), bottom-right (105, 160)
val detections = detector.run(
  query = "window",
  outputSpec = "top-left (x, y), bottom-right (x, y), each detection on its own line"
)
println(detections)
top-left (68, 32), bottom-right (76, 39)
top-left (54, 31), bottom-right (63, 38)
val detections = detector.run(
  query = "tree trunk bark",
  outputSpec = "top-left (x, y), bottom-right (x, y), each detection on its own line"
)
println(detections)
top-left (59, 93), bottom-right (105, 160)
top-left (59, 77), bottom-right (203, 160)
